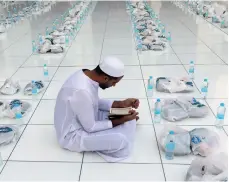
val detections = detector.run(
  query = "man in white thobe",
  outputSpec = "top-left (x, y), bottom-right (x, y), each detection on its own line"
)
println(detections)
top-left (54, 57), bottom-right (139, 162)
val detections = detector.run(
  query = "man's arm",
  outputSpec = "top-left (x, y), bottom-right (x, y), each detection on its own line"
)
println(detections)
top-left (70, 91), bottom-right (113, 133)
top-left (98, 99), bottom-right (124, 111)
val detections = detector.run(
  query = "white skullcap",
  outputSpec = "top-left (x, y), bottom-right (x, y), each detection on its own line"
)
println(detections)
top-left (99, 56), bottom-right (124, 77)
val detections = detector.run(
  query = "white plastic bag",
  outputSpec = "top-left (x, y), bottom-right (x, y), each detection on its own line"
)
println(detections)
top-left (186, 152), bottom-right (228, 181)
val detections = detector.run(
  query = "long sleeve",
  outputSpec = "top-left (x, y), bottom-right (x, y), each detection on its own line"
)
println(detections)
top-left (69, 90), bottom-right (113, 133)
top-left (98, 99), bottom-right (113, 111)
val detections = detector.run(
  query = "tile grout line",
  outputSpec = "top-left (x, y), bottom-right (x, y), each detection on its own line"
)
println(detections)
top-left (178, 19), bottom-right (227, 65)
top-left (97, 2), bottom-right (110, 63)
top-left (78, 1), bottom-right (104, 181)
top-left (126, 2), bottom-right (167, 181)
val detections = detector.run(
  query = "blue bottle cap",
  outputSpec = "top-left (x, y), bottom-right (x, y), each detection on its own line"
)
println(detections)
top-left (190, 61), bottom-right (194, 64)
top-left (149, 76), bottom-right (153, 79)
top-left (32, 80), bottom-right (35, 83)
top-left (169, 131), bottom-right (174, 135)
top-left (157, 98), bottom-right (160, 102)
top-left (220, 103), bottom-right (225, 107)
top-left (204, 78), bottom-right (208, 82)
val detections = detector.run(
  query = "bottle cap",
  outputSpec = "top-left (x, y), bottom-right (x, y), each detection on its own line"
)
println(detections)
top-left (149, 76), bottom-right (153, 79)
top-left (169, 131), bottom-right (174, 135)
top-left (32, 80), bottom-right (35, 83)
top-left (220, 103), bottom-right (225, 107)
top-left (190, 61), bottom-right (194, 64)
top-left (204, 78), bottom-right (208, 82)
top-left (157, 98), bottom-right (160, 102)
top-left (44, 64), bottom-right (47, 67)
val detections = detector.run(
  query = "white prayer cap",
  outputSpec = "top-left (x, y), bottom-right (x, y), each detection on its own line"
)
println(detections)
top-left (99, 56), bottom-right (124, 77)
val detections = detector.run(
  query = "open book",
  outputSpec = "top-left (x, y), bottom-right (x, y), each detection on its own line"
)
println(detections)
top-left (109, 107), bottom-right (132, 116)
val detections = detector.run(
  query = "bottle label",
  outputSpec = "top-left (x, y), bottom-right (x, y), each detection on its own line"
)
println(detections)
top-left (154, 109), bottom-right (161, 115)
top-left (44, 71), bottom-right (49, 76)
top-left (189, 68), bottom-right (194, 73)
top-left (201, 87), bottom-right (208, 93)
top-left (165, 142), bottom-right (175, 151)
top-left (217, 114), bottom-right (224, 120)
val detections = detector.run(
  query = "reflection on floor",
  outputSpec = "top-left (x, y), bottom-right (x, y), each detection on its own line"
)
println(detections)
top-left (0, 1), bottom-right (228, 181)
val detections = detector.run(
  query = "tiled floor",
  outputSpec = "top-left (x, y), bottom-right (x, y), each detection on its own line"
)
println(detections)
top-left (0, 1), bottom-right (228, 181)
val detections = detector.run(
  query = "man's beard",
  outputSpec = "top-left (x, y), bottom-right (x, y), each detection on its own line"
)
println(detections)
top-left (99, 83), bottom-right (109, 90)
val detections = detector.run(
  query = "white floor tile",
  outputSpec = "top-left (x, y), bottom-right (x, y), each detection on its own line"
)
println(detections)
top-left (12, 67), bottom-right (58, 81)
top-left (29, 100), bottom-right (55, 124)
top-left (172, 44), bottom-right (212, 54)
top-left (53, 66), bottom-right (95, 81)
top-left (43, 80), bottom-right (64, 99)
top-left (10, 125), bottom-right (83, 161)
top-left (224, 126), bottom-right (228, 134)
top-left (100, 54), bottom-right (140, 65)
top-left (102, 38), bottom-right (137, 55)
top-left (0, 56), bottom-right (27, 68)
top-left (84, 125), bottom-right (161, 163)
top-left (99, 80), bottom-right (146, 99)
top-left (0, 126), bottom-right (25, 160)
top-left (23, 54), bottom-right (65, 67)
top-left (139, 54), bottom-right (181, 65)
top-left (177, 53), bottom-right (224, 65)
top-left (0, 67), bottom-right (18, 82)
top-left (0, 162), bottom-right (81, 181)
top-left (81, 163), bottom-right (165, 181)
top-left (141, 65), bottom-right (187, 79)
top-left (61, 54), bottom-right (100, 66)
top-left (164, 164), bottom-right (190, 181)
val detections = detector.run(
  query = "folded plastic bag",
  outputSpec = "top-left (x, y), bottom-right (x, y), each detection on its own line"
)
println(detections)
top-left (0, 99), bottom-right (31, 119)
top-left (186, 152), bottom-right (228, 181)
top-left (189, 128), bottom-right (220, 157)
top-left (50, 44), bottom-right (64, 53)
top-left (159, 124), bottom-right (192, 156)
top-left (24, 80), bottom-right (45, 95)
top-left (156, 77), bottom-right (194, 93)
top-left (161, 97), bottom-right (208, 122)
top-left (0, 125), bottom-right (20, 146)
top-left (0, 79), bottom-right (20, 95)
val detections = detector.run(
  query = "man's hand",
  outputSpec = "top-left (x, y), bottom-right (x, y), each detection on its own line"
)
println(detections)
top-left (112, 99), bottom-right (140, 109)
top-left (112, 98), bottom-right (140, 109)
top-left (111, 110), bottom-right (139, 127)
top-left (122, 98), bottom-right (140, 109)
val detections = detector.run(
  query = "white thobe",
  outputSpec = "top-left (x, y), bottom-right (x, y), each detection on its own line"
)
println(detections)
top-left (54, 70), bottom-right (136, 162)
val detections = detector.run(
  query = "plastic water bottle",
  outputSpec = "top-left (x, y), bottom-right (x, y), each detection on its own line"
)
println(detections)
top-left (45, 27), bottom-right (49, 36)
top-left (32, 40), bottom-right (36, 53)
top-left (221, 20), bottom-right (225, 28)
top-left (31, 80), bottom-right (37, 101)
top-left (147, 76), bottom-right (154, 97)
top-left (201, 78), bottom-right (208, 99)
top-left (215, 103), bottom-right (226, 128)
top-left (167, 32), bottom-right (171, 42)
top-left (188, 61), bottom-right (195, 79)
top-left (43, 64), bottom-right (49, 81)
top-left (38, 33), bottom-right (43, 45)
top-left (15, 106), bottom-right (24, 126)
top-left (154, 99), bottom-right (162, 123)
top-left (65, 34), bottom-right (70, 46)
top-left (165, 131), bottom-right (175, 160)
